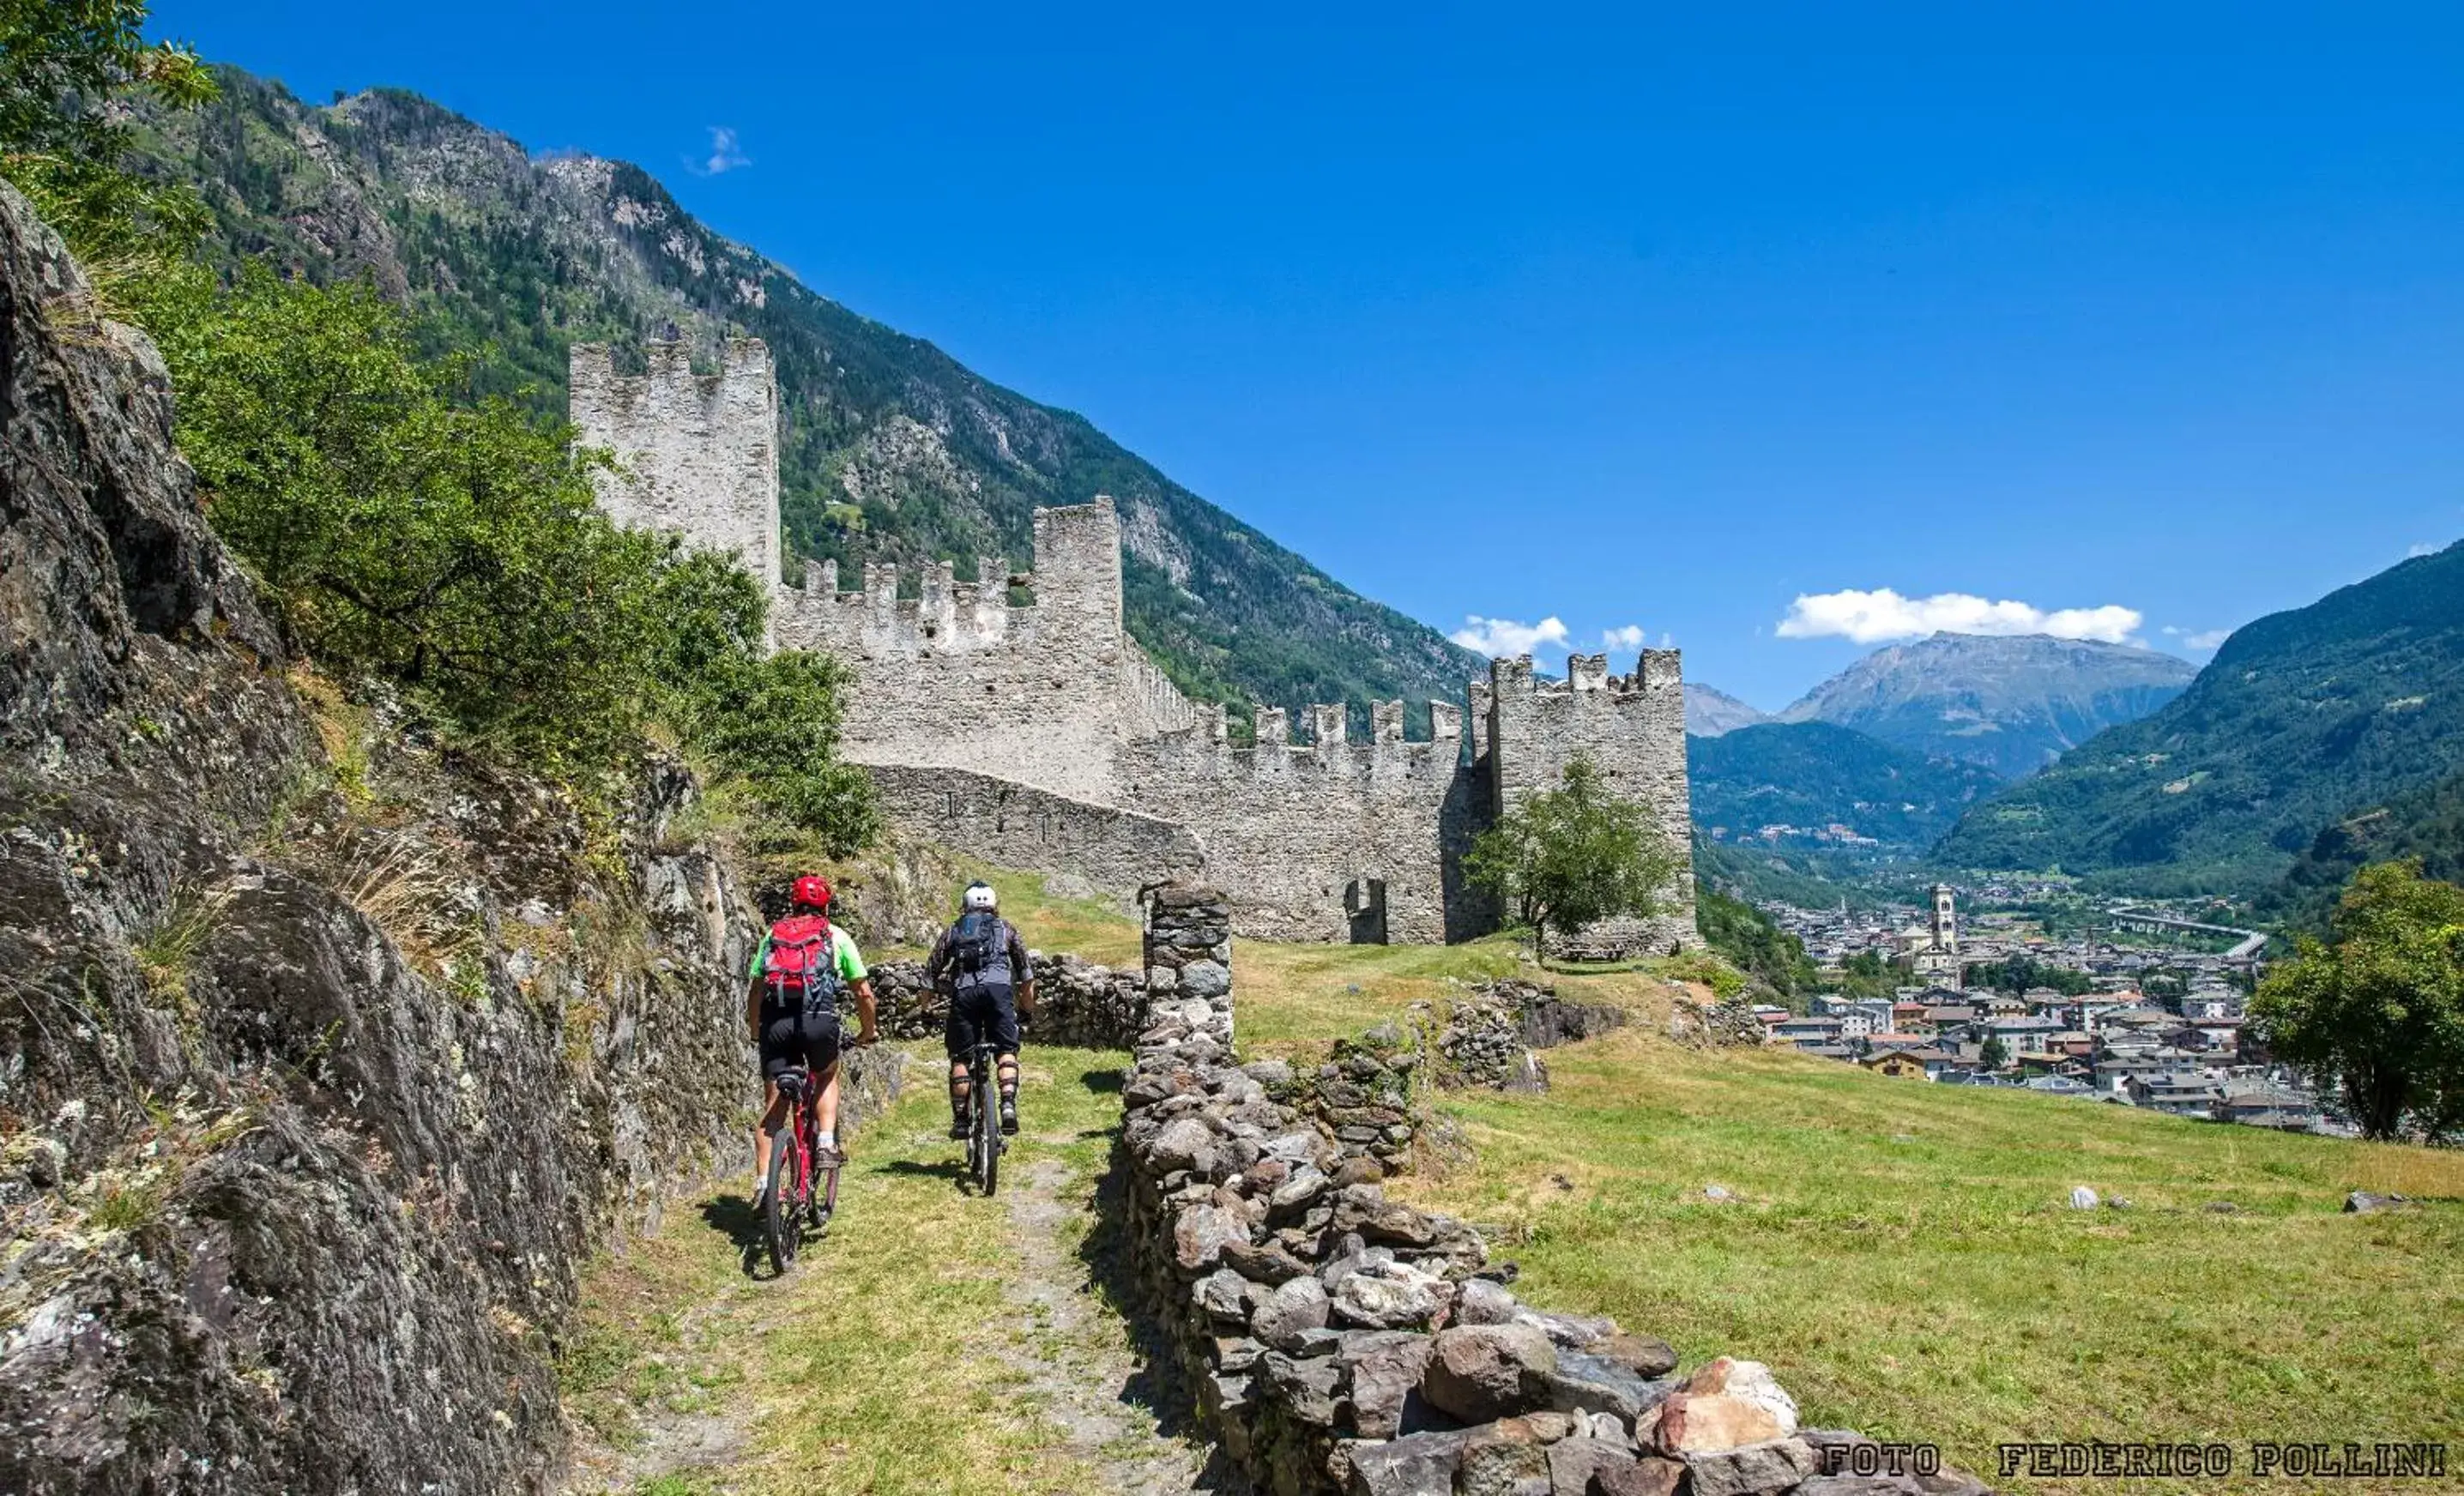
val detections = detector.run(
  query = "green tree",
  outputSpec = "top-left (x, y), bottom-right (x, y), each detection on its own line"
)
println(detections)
top-left (1978, 1034), bottom-right (2010, 1071)
top-left (1695, 886), bottom-right (1820, 999)
top-left (1833, 949), bottom-right (1898, 1001)
top-left (2252, 860), bottom-right (2464, 1142)
top-left (1465, 753), bottom-right (1678, 956)
top-left (0, 0), bottom-right (214, 286)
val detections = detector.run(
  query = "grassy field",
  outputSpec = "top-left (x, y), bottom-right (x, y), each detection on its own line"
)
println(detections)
top-left (598, 875), bottom-right (2463, 1493)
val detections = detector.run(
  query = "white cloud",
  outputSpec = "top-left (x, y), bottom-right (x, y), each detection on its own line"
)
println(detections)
top-left (1601, 624), bottom-right (1648, 650)
top-left (2163, 624), bottom-right (2236, 653)
top-left (1775, 588), bottom-right (2142, 646)
top-left (2410, 541), bottom-right (2442, 558)
top-left (1452, 615), bottom-right (1570, 657)
top-left (693, 126), bottom-right (751, 176)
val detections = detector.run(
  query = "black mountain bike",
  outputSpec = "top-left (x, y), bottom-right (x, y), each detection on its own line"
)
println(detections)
top-left (764, 1066), bottom-right (841, 1274)
top-left (963, 1040), bottom-right (1004, 1197)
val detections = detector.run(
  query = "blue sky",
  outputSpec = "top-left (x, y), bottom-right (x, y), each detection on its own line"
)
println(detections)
top-left (154, 2), bottom-right (2464, 709)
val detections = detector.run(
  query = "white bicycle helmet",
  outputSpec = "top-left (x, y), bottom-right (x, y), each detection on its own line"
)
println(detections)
top-left (962, 882), bottom-right (998, 913)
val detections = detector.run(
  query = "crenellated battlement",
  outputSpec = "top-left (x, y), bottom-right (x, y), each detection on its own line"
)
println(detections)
top-left (570, 334), bottom-right (1692, 952)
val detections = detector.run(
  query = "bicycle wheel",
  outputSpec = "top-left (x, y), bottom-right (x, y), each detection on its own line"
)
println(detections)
top-left (975, 1065), bottom-right (1001, 1198)
top-left (764, 1137), bottom-right (801, 1273)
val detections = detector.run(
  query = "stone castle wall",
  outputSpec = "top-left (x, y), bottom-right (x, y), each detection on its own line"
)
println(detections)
top-left (867, 761), bottom-right (1205, 896)
top-left (1120, 705), bottom-right (1487, 944)
top-left (567, 339), bottom-right (1697, 952)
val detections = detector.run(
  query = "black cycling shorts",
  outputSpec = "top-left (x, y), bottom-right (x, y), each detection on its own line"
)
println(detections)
top-left (762, 1009), bottom-right (842, 1083)
top-left (945, 984), bottom-right (1020, 1060)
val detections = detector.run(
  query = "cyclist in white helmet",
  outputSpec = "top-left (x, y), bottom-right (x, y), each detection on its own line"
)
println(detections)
top-left (924, 881), bottom-right (1037, 1138)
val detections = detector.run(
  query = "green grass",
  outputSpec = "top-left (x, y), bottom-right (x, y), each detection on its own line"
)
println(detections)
top-left (561, 1042), bottom-right (1149, 1496)
top-left (1391, 1028), bottom-right (2464, 1493)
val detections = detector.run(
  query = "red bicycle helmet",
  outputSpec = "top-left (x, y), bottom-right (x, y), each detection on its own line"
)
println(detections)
top-left (790, 874), bottom-right (833, 911)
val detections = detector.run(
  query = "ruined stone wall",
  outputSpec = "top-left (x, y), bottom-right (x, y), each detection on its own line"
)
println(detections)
top-left (1121, 702), bottom-right (1483, 944)
top-left (770, 498), bottom-right (1165, 805)
top-left (570, 340), bottom-right (780, 595)
top-left (1487, 653), bottom-right (1700, 956)
top-left (867, 762), bottom-right (1205, 898)
top-left (1110, 884), bottom-right (1989, 1496)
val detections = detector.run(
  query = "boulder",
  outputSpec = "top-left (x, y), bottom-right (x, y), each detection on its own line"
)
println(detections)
top-left (1253, 1275), bottom-right (1332, 1352)
top-left (1545, 1349), bottom-right (1674, 1423)
top-left (1223, 1239), bottom-right (1312, 1286)
top-left (1195, 1268), bottom-right (1257, 1327)
top-left (1593, 1333), bottom-right (1680, 1378)
top-left (1682, 1438), bottom-right (1819, 1496)
top-left (1458, 1419), bottom-right (1553, 1496)
top-left (1422, 1324), bottom-right (1559, 1425)
top-left (1547, 1436), bottom-right (1641, 1495)
top-left (1338, 1330), bottom-right (1436, 1439)
top-left (1346, 1429), bottom-right (1471, 1496)
top-left (1455, 1278), bottom-right (1521, 1326)
top-left (2068, 1185), bottom-right (2099, 1209)
top-left (1332, 1260), bottom-right (1450, 1331)
top-left (2345, 1190), bottom-right (2414, 1214)
top-left (1157, 1119), bottom-right (1227, 1178)
top-left (1174, 1203), bottom-right (1250, 1271)
top-left (1263, 1349), bottom-right (1345, 1426)
top-left (1593, 1455), bottom-right (1686, 1496)
top-left (1271, 1164), bottom-right (1333, 1216)
top-left (1644, 1358), bottom-right (1797, 1453)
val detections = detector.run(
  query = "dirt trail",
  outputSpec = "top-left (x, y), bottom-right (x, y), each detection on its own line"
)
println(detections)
top-left (559, 1046), bottom-right (1223, 1496)
top-left (1003, 1148), bottom-right (1214, 1496)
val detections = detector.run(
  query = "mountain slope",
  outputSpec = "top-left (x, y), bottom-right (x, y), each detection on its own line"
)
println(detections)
top-left (1683, 682), bottom-right (1774, 737)
top-left (1779, 634), bottom-right (2196, 778)
top-left (2262, 763), bottom-right (2464, 932)
top-left (1936, 540), bottom-right (2464, 896)
top-left (1690, 721), bottom-right (2003, 854)
top-left (133, 71), bottom-right (1484, 728)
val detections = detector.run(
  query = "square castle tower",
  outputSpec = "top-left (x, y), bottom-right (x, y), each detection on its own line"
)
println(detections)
top-left (569, 336), bottom-right (1695, 951)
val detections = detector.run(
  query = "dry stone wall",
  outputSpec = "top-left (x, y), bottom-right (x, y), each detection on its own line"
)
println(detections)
top-left (863, 950), bottom-right (1150, 1051)
top-left (1109, 884), bottom-right (1989, 1496)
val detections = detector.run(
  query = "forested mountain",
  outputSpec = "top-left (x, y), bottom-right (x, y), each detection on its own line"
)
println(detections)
top-left (1936, 540), bottom-right (2464, 896)
top-left (131, 69), bottom-right (1484, 728)
top-left (1690, 721), bottom-right (2003, 854)
top-left (2263, 765), bottom-right (2464, 932)
top-left (1778, 633), bottom-right (2196, 778)
top-left (1683, 682), bottom-right (1773, 737)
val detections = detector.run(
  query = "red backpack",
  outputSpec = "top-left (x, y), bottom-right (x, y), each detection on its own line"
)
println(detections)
top-left (761, 914), bottom-right (843, 1020)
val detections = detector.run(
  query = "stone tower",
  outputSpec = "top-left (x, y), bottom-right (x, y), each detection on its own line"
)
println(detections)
top-left (1930, 882), bottom-right (1958, 953)
top-left (569, 338), bottom-right (782, 596)
top-left (1484, 652), bottom-right (1699, 954)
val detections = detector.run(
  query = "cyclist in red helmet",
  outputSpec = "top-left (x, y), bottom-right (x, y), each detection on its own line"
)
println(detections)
top-left (746, 875), bottom-right (877, 1204)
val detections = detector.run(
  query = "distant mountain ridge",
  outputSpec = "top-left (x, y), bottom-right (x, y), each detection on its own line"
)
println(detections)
top-left (1683, 683), bottom-right (1774, 737)
top-left (1690, 721), bottom-right (2003, 854)
top-left (1936, 540), bottom-right (2464, 896)
top-left (132, 69), bottom-right (1485, 728)
top-left (1779, 633), bottom-right (2198, 779)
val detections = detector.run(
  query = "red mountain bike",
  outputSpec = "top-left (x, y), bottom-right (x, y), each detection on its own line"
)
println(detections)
top-left (763, 1065), bottom-right (841, 1274)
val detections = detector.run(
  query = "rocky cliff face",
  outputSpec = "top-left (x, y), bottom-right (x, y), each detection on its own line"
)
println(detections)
top-left (0, 182), bottom-right (783, 1494)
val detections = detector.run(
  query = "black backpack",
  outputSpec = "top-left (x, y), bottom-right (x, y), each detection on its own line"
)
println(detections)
top-left (948, 911), bottom-right (1012, 992)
